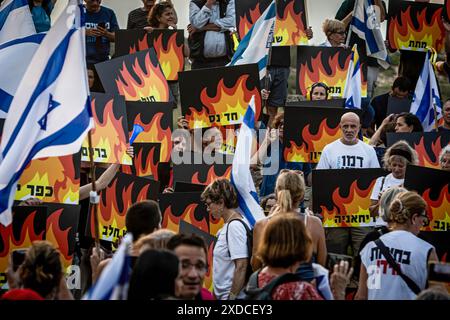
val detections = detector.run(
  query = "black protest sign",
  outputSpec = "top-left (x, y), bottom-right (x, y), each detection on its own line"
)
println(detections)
top-left (235, 0), bottom-right (272, 40)
top-left (173, 163), bottom-right (232, 186)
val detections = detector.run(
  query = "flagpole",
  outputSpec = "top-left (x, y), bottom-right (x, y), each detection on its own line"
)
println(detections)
top-left (345, 0), bottom-right (358, 47)
top-left (263, 45), bottom-right (273, 117)
top-left (87, 131), bottom-right (100, 251)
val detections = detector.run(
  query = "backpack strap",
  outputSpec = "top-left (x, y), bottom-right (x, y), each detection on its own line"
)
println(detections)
top-left (378, 176), bottom-right (386, 199)
top-left (225, 218), bottom-right (250, 258)
top-left (261, 273), bottom-right (302, 296)
top-left (374, 239), bottom-right (421, 295)
top-left (246, 270), bottom-right (261, 291)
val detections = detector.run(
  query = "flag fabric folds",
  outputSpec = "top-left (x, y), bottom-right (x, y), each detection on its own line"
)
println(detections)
top-left (410, 51), bottom-right (442, 132)
top-left (349, 0), bottom-right (388, 68)
top-left (227, 1), bottom-right (276, 80)
top-left (83, 234), bottom-right (133, 300)
top-left (343, 45), bottom-right (362, 109)
top-left (0, 33), bottom-right (45, 118)
top-left (0, 0), bottom-right (36, 45)
top-left (230, 96), bottom-right (265, 227)
top-left (0, 0), bottom-right (94, 226)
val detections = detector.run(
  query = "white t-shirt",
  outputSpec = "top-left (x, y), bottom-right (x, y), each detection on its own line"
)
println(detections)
top-left (213, 219), bottom-right (249, 300)
top-left (370, 173), bottom-right (404, 226)
top-left (360, 230), bottom-right (434, 300)
top-left (316, 139), bottom-right (380, 169)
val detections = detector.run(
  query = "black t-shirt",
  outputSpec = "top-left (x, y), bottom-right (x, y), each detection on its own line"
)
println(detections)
top-left (371, 92), bottom-right (390, 128)
top-left (269, 46), bottom-right (291, 67)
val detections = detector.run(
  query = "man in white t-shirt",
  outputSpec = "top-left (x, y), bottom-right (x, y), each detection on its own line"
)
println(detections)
top-left (316, 112), bottom-right (380, 260)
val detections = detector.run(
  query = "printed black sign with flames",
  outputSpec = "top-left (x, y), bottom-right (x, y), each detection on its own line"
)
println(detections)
top-left (115, 29), bottom-right (185, 81)
top-left (313, 169), bottom-right (387, 228)
top-left (96, 48), bottom-right (171, 103)
top-left (235, 0), bottom-right (271, 40)
top-left (387, 132), bottom-right (450, 169)
top-left (173, 163), bottom-right (232, 186)
top-left (284, 107), bottom-right (362, 163)
top-left (387, 0), bottom-right (445, 52)
top-left (126, 101), bottom-right (172, 162)
top-left (121, 143), bottom-right (161, 179)
top-left (273, 0), bottom-right (308, 46)
top-left (179, 64), bottom-right (261, 129)
top-left (87, 170), bottom-right (160, 243)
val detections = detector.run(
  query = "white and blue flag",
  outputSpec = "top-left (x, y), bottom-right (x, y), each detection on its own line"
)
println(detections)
top-left (0, 0), bottom-right (94, 227)
top-left (227, 1), bottom-right (276, 80)
top-left (0, 33), bottom-right (45, 118)
top-left (231, 96), bottom-right (265, 227)
top-left (0, 0), bottom-right (36, 45)
top-left (83, 234), bottom-right (133, 300)
top-left (349, 0), bottom-right (388, 68)
top-left (343, 45), bottom-right (362, 109)
top-left (410, 51), bottom-right (442, 132)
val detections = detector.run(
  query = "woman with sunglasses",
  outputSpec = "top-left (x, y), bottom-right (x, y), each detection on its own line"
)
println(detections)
top-left (356, 191), bottom-right (439, 300)
top-left (320, 19), bottom-right (347, 47)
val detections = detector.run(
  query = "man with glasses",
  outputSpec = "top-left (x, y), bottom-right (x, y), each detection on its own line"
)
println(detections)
top-left (167, 234), bottom-right (214, 300)
top-left (84, 0), bottom-right (119, 65)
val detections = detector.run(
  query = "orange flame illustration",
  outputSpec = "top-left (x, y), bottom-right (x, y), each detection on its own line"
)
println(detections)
top-left (388, 6), bottom-right (444, 52)
top-left (130, 112), bottom-right (171, 162)
top-left (153, 33), bottom-right (184, 81)
top-left (321, 179), bottom-right (377, 227)
top-left (115, 51), bottom-right (170, 102)
top-left (0, 211), bottom-right (45, 285)
top-left (82, 98), bottom-right (131, 165)
top-left (129, 33), bottom-right (150, 54)
top-left (186, 74), bottom-right (261, 128)
top-left (422, 186), bottom-right (450, 232)
top-left (413, 136), bottom-right (442, 169)
top-left (299, 51), bottom-right (350, 98)
top-left (97, 179), bottom-right (151, 242)
top-left (238, 3), bottom-right (263, 39)
top-left (46, 209), bottom-right (72, 268)
top-left (273, 1), bottom-right (307, 46)
top-left (16, 156), bottom-right (79, 204)
top-left (162, 203), bottom-right (209, 234)
top-left (192, 165), bottom-right (232, 185)
top-left (208, 215), bottom-right (223, 237)
top-left (284, 118), bottom-right (342, 163)
top-left (203, 241), bottom-right (215, 293)
top-left (122, 145), bottom-right (159, 179)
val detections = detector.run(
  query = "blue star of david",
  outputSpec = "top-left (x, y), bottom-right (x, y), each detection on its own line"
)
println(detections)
top-left (38, 94), bottom-right (61, 130)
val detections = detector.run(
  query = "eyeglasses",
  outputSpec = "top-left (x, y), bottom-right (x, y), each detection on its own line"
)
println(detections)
top-left (418, 213), bottom-right (430, 227)
top-left (181, 261), bottom-right (208, 272)
top-left (334, 31), bottom-right (346, 35)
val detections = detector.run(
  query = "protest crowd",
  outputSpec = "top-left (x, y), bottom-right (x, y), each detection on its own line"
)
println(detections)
top-left (1, 0), bottom-right (450, 303)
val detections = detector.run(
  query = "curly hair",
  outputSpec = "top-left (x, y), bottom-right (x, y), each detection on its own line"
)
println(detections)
top-left (389, 191), bottom-right (427, 225)
top-left (201, 178), bottom-right (238, 209)
top-left (19, 241), bottom-right (63, 299)
top-left (147, 2), bottom-right (174, 28)
top-left (382, 140), bottom-right (418, 169)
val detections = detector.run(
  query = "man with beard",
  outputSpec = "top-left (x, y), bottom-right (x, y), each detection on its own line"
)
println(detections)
top-left (167, 234), bottom-right (214, 300)
top-left (127, 0), bottom-right (155, 29)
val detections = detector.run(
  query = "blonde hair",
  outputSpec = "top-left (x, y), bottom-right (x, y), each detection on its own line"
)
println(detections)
top-left (322, 19), bottom-right (345, 37)
top-left (383, 140), bottom-right (418, 169)
top-left (274, 170), bottom-right (305, 213)
top-left (389, 191), bottom-right (427, 225)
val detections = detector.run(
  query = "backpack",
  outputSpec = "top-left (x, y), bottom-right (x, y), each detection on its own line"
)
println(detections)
top-left (188, 0), bottom-right (234, 61)
top-left (241, 270), bottom-right (302, 300)
top-left (225, 218), bottom-right (253, 282)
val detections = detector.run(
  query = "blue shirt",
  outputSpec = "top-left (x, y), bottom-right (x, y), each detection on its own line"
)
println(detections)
top-left (259, 142), bottom-right (312, 197)
top-left (85, 6), bottom-right (119, 64)
top-left (31, 6), bottom-right (50, 33)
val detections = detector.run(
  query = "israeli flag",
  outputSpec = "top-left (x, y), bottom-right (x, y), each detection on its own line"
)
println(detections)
top-left (0, 33), bottom-right (45, 118)
top-left (350, 0), bottom-right (388, 68)
top-left (0, 0), bottom-right (36, 45)
top-left (343, 45), bottom-right (362, 109)
top-left (410, 51), bottom-right (442, 132)
top-left (231, 96), bottom-right (265, 227)
top-left (83, 234), bottom-right (133, 300)
top-left (0, 0), bottom-right (94, 227)
top-left (227, 1), bottom-right (276, 80)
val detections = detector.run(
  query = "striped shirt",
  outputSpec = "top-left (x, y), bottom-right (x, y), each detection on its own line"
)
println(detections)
top-left (127, 8), bottom-right (150, 29)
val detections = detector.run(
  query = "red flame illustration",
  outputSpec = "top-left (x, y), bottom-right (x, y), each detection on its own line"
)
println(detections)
top-left (421, 185), bottom-right (450, 232)
top-left (238, 3), bottom-right (263, 40)
top-left (414, 136), bottom-right (442, 169)
top-left (153, 33), bottom-right (184, 81)
top-left (122, 145), bottom-right (159, 179)
top-left (46, 209), bottom-right (72, 268)
top-left (192, 165), bottom-right (232, 185)
top-left (273, 1), bottom-right (307, 46)
top-left (162, 203), bottom-right (209, 234)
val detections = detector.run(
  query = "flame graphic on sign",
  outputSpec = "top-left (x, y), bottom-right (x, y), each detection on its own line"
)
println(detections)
top-left (186, 74), bottom-right (261, 128)
top-left (299, 51), bottom-right (350, 97)
top-left (129, 33), bottom-right (150, 54)
top-left (273, 1), bottom-right (307, 46)
top-left (162, 203), bottom-right (209, 233)
top-left (208, 215), bottom-right (223, 237)
top-left (153, 33), bottom-right (184, 81)
top-left (96, 179), bottom-right (151, 242)
top-left (131, 112), bottom-right (171, 162)
top-left (83, 98), bottom-right (131, 165)
top-left (388, 6), bottom-right (444, 51)
top-left (0, 211), bottom-right (45, 283)
top-left (122, 145), bottom-right (159, 178)
top-left (16, 156), bottom-right (79, 204)
top-left (321, 179), bottom-right (377, 227)
top-left (285, 118), bottom-right (341, 163)
top-left (115, 52), bottom-right (169, 102)
top-left (238, 3), bottom-right (263, 40)
top-left (413, 136), bottom-right (443, 169)
top-left (192, 166), bottom-right (232, 185)
top-left (422, 185), bottom-right (450, 232)
top-left (46, 209), bottom-right (72, 268)
top-left (203, 241), bottom-right (215, 293)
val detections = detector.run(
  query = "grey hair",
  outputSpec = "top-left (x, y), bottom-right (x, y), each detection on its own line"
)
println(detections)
top-left (439, 144), bottom-right (450, 163)
top-left (379, 186), bottom-right (408, 223)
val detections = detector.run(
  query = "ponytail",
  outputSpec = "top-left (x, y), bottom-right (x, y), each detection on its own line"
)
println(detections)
top-left (277, 189), bottom-right (293, 213)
